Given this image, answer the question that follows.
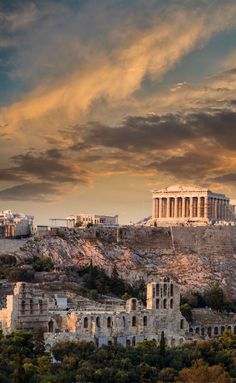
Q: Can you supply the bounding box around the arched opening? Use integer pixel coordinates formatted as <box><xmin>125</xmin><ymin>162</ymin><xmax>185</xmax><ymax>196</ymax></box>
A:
<box><xmin>126</xmin><ymin>339</ymin><xmax>131</xmax><ymax>346</ymax></box>
<box><xmin>170</xmin><ymin>299</ymin><xmax>173</xmax><ymax>309</ymax></box>
<box><xmin>156</xmin><ymin>284</ymin><xmax>159</xmax><ymax>296</ymax></box>
<box><xmin>122</xmin><ymin>316</ymin><xmax>126</xmax><ymax>327</ymax></box>
<box><xmin>48</xmin><ymin>320</ymin><xmax>54</xmax><ymax>333</ymax></box>
<box><xmin>30</xmin><ymin>299</ymin><xmax>33</xmax><ymax>314</ymax></box>
<box><xmin>38</xmin><ymin>300</ymin><xmax>43</xmax><ymax>314</ymax></box>
<box><xmin>131</xmin><ymin>299</ymin><xmax>137</xmax><ymax>311</ymax></box>
<box><xmin>143</xmin><ymin>316</ymin><xmax>147</xmax><ymax>326</ymax></box>
<box><xmin>221</xmin><ymin>326</ymin><xmax>225</xmax><ymax>335</ymax></box>
<box><xmin>108</xmin><ymin>340</ymin><xmax>112</xmax><ymax>346</ymax></box>
<box><xmin>201</xmin><ymin>328</ymin><xmax>205</xmax><ymax>336</ymax></box>
<box><xmin>107</xmin><ymin>317</ymin><xmax>112</xmax><ymax>328</ymax></box>
<box><xmin>163</xmin><ymin>299</ymin><xmax>167</xmax><ymax>309</ymax></box>
<box><xmin>84</xmin><ymin>317</ymin><xmax>88</xmax><ymax>328</ymax></box>
<box><xmin>132</xmin><ymin>336</ymin><xmax>136</xmax><ymax>346</ymax></box>
<box><xmin>214</xmin><ymin>327</ymin><xmax>219</xmax><ymax>336</ymax></box>
<box><xmin>132</xmin><ymin>316</ymin><xmax>136</xmax><ymax>327</ymax></box>
<box><xmin>189</xmin><ymin>327</ymin><xmax>193</xmax><ymax>333</ymax></box>
<box><xmin>156</xmin><ymin>299</ymin><xmax>159</xmax><ymax>309</ymax></box>
<box><xmin>96</xmin><ymin>316</ymin><xmax>100</xmax><ymax>328</ymax></box>
<box><xmin>164</xmin><ymin>283</ymin><xmax>167</xmax><ymax>296</ymax></box>
<box><xmin>207</xmin><ymin>327</ymin><xmax>212</xmax><ymax>337</ymax></box>
<box><xmin>195</xmin><ymin>327</ymin><xmax>200</xmax><ymax>335</ymax></box>
<box><xmin>227</xmin><ymin>326</ymin><xmax>232</xmax><ymax>332</ymax></box>
<box><xmin>21</xmin><ymin>300</ymin><xmax>25</xmax><ymax>315</ymax></box>
<box><xmin>170</xmin><ymin>284</ymin><xmax>174</xmax><ymax>296</ymax></box>
<box><xmin>180</xmin><ymin>319</ymin><xmax>184</xmax><ymax>330</ymax></box>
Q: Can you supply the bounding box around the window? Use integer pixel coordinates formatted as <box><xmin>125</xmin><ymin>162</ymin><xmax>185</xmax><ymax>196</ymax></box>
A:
<box><xmin>163</xmin><ymin>284</ymin><xmax>167</xmax><ymax>296</ymax></box>
<box><xmin>156</xmin><ymin>299</ymin><xmax>159</xmax><ymax>309</ymax></box>
<box><xmin>180</xmin><ymin>319</ymin><xmax>184</xmax><ymax>330</ymax></box>
<box><xmin>143</xmin><ymin>316</ymin><xmax>147</xmax><ymax>326</ymax></box>
<box><xmin>132</xmin><ymin>316</ymin><xmax>136</xmax><ymax>327</ymax></box>
<box><xmin>21</xmin><ymin>300</ymin><xmax>25</xmax><ymax>315</ymax></box>
<box><xmin>84</xmin><ymin>317</ymin><xmax>88</xmax><ymax>328</ymax></box>
<box><xmin>156</xmin><ymin>284</ymin><xmax>159</xmax><ymax>296</ymax></box>
<box><xmin>170</xmin><ymin>299</ymin><xmax>173</xmax><ymax>309</ymax></box>
<box><xmin>170</xmin><ymin>284</ymin><xmax>174</xmax><ymax>296</ymax></box>
<box><xmin>163</xmin><ymin>299</ymin><xmax>167</xmax><ymax>309</ymax></box>
<box><xmin>96</xmin><ymin>317</ymin><xmax>100</xmax><ymax>328</ymax></box>
<box><xmin>123</xmin><ymin>316</ymin><xmax>126</xmax><ymax>327</ymax></box>
<box><xmin>107</xmin><ymin>317</ymin><xmax>112</xmax><ymax>328</ymax></box>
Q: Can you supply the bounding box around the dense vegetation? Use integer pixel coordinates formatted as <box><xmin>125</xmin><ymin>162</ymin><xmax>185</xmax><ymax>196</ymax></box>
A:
<box><xmin>180</xmin><ymin>283</ymin><xmax>236</xmax><ymax>322</ymax></box>
<box><xmin>78</xmin><ymin>262</ymin><xmax>146</xmax><ymax>302</ymax></box>
<box><xmin>1</xmin><ymin>329</ymin><xmax>236</xmax><ymax>382</ymax></box>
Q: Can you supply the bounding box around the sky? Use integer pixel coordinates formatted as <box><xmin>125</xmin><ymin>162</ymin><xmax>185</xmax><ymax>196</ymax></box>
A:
<box><xmin>1</xmin><ymin>0</ymin><xmax>236</xmax><ymax>224</ymax></box>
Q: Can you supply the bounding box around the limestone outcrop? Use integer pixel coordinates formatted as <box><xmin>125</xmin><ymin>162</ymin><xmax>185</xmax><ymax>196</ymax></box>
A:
<box><xmin>15</xmin><ymin>226</ymin><xmax>236</xmax><ymax>298</ymax></box>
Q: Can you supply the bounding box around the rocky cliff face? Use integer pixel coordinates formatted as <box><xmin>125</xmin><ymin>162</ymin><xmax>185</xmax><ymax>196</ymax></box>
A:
<box><xmin>16</xmin><ymin>226</ymin><xmax>236</xmax><ymax>298</ymax></box>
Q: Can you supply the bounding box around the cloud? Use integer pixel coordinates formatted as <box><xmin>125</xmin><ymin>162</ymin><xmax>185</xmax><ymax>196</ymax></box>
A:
<box><xmin>2</xmin><ymin>1</ymin><xmax>236</xmax><ymax>136</ymax></box>
<box><xmin>0</xmin><ymin>183</ymin><xmax>58</xmax><ymax>201</ymax></box>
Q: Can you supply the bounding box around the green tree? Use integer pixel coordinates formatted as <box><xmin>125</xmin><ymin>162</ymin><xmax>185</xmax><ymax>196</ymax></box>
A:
<box><xmin>204</xmin><ymin>283</ymin><xmax>224</xmax><ymax>310</ymax></box>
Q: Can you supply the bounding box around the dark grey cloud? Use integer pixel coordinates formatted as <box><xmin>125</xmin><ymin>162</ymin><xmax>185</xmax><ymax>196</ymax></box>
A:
<box><xmin>0</xmin><ymin>182</ymin><xmax>58</xmax><ymax>201</ymax></box>
<box><xmin>71</xmin><ymin>109</ymin><xmax>236</xmax><ymax>153</ymax></box>
<box><xmin>78</xmin><ymin>114</ymin><xmax>196</xmax><ymax>152</ymax></box>
<box><xmin>4</xmin><ymin>150</ymin><xmax>88</xmax><ymax>184</ymax></box>
<box><xmin>211</xmin><ymin>173</ymin><xmax>236</xmax><ymax>185</ymax></box>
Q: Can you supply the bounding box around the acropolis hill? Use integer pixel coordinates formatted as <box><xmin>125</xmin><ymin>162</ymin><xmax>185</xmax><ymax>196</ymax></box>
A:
<box><xmin>14</xmin><ymin>224</ymin><xmax>236</xmax><ymax>301</ymax></box>
<box><xmin>2</xmin><ymin>184</ymin><xmax>236</xmax><ymax>299</ymax></box>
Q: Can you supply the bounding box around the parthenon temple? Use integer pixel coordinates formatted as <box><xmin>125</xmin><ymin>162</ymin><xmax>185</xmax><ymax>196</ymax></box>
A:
<box><xmin>152</xmin><ymin>185</ymin><xmax>235</xmax><ymax>226</ymax></box>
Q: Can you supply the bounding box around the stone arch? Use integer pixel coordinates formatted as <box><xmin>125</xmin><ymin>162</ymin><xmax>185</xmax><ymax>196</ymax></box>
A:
<box><xmin>122</xmin><ymin>316</ymin><xmax>126</xmax><ymax>327</ymax></box>
<box><xmin>143</xmin><ymin>316</ymin><xmax>147</xmax><ymax>326</ymax></box>
<box><xmin>132</xmin><ymin>336</ymin><xmax>136</xmax><ymax>346</ymax></box>
<box><xmin>96</xmin><ymin>316</ymin><xmax>100</xmax><ymax>328</ymax></box>
<box><xmin>84</xmin><ymin>317</ymin><xmax>88</xmax><ymax>328</ymax></box>
<box><xmin>132</xmin><ymin>316</ymin><xmax>136</xmax><ymax>327</ymax></box>
<box><xmin>48</xmin><ymin>319</ymin><xmax>54</xmax><ymax>333</ymax></box>
<box><xmin>107</xmin><ymin>316</ymin><xmax>112</xmax><ymax>328</ymax></box>
<box><xmin>163</xmin><ymin>283</ymin><xmax>167</xmax><ymax>296</ymax></box>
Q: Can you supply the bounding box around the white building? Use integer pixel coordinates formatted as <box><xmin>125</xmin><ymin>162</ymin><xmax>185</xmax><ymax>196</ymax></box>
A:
<box><xmin>0</xmin><ymin>209</ymin><xmax>34</xmax><ymax>238</ymax></box>
<box><xmin>66</xmin><ymin>213</ymin><xmax>119</xmax><ymax>228</ymax></box>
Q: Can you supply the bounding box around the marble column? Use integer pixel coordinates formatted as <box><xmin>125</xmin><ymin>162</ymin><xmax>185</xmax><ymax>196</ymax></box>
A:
<box><xmin>198</xmin><ymin>197</ymin><xmax>201</xmax><ymax>218</ymax></box>
<box><xmin>174</xmin><ymin>197</ymin><xmax>178</xmax><ymax>218</ymax></box>
<box><xmin>190</xmin><ymin>197</ymin><xmax>193</xmax><ymax>218</ymax></box>
<box><xmin>182</xmin><ymin>198</ymin><xmax>185</xmax><ymax>218</ymax></box>
<box><xmin>167</xmin><ymin>198</ymin><xmax>170</xmax><ymax>218</ymax></box>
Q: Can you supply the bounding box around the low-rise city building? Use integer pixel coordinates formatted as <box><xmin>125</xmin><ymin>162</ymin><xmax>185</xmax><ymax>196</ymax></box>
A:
<box><xmin>66</xmin><ymin>213</ymin><xmax>119</xmax><ymax>228</ymax></box>
<box><xmin>0</xmin><ymin>209</ymin><xmax>34</xmax><ymax>238</ymax></box>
